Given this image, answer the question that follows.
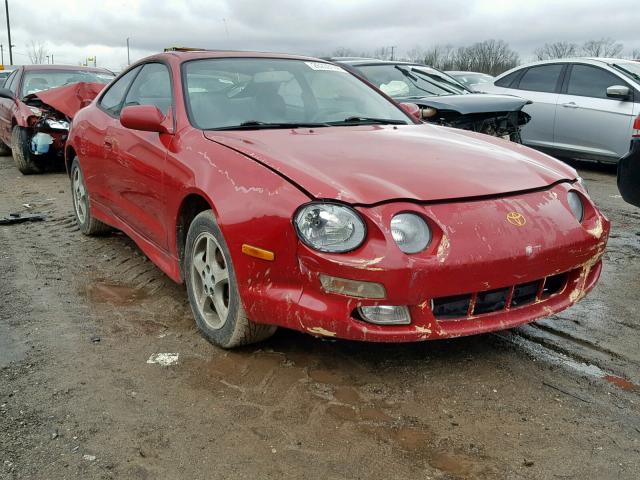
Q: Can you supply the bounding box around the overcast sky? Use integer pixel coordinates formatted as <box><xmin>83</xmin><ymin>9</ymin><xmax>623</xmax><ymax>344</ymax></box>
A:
<box><xmin>4</xmin><ymin>0</ymin><xmax>639</xmax><ymax>70</ymax></box>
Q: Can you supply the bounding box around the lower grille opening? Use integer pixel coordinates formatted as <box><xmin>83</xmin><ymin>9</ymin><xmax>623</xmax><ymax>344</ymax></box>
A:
<box><xmin>431</xmin><ymin>270</ymin><xmax>575</xmax><ymax>321</ymax></box>
<box><xmin>542</xmin><ymin>273</ymin><xmax>567</xmax><ymax>298</ymax></box>
<box><xmin>432</xmin><ymin>294</ymin><xmax>471</xmax><ymax>320</ymax></box>
<box><xmin>474</xmin><ymin>288</ymin><xmax>510</xmax><ymax>315</ymax></box>
<box><xmin>511</xmin><ymin>280</ymin><xmax>540</xmax><ymax>307</ymax></box>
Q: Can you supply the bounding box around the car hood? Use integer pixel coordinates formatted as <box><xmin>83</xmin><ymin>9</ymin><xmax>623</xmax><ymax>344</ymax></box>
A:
<box><xmin>396</xmin><ymin>93</ymin><xmax>529</xmax><ymax>115</ymax></box>
<box><xmin>24</xmin><ymin>82</ymin><xmax>107</xmax><ymax>118</ymax></box>
<box><xmin>204</xmin><ymin>124</ymin><xmax>576</xmax><ymax>205</ymax></box>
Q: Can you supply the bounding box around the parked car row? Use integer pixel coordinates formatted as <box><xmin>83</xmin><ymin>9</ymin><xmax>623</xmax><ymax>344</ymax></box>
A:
<box><xmin>2</xmin><ymin>49</ymin><xmax>636</xmax><ymax>349</ymax></box>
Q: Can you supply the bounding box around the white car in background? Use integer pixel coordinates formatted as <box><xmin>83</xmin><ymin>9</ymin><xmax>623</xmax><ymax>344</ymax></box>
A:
<box><xmin>484</xmin><ymin>58</ymin><xmax>640</xmax><ymax>163</ymax></box>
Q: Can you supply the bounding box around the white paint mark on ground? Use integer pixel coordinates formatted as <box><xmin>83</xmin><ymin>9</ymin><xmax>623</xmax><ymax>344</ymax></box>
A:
<box><xmin>147</xmin><ymin>353</ymin><xmax>179</xmax><ymax>366</ymax></box>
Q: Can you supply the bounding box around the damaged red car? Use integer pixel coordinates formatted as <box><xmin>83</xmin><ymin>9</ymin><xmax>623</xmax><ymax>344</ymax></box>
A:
<box><xmin>65</xmin><ymin>51</ymin><xmax>610</xmax><ymax>348</ymax></box>
<box><xmin>0</xmin><ymin>65</ymin><xmax>115</xmax><ymax>174</ymax></box>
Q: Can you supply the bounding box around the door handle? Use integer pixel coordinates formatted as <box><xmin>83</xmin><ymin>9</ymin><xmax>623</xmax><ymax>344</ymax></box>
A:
<box><xmin>104</xmin><ymin>140</ymin><xmax>113</xmax><ymax>150</ymax></box>
<box><xmin>561</xmin><ymin>102</ymin><xmax>579</xmax><ymax>108</ymax></box>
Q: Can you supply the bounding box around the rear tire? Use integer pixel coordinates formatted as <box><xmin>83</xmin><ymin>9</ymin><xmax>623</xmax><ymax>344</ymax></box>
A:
<box><xmin>12</xmin><ymin>126</ymin><xmax>42</xmax><ymax>175</ymax></box>
<box><xmin>70</xmin><ymin>157</ymin><xmax>111</xmax><ymax>235</ymax></box>
<box><xmin>185</xmin><ymin>210</ymin><xmax>276</xmax><ymax>348</ymax></box>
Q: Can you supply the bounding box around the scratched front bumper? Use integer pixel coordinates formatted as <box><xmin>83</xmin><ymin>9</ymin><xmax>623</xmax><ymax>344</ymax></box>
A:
<box><xmin>245</xmin><ymin>182</ymin><xmax>610</xmax><ymax>342</ymax></box>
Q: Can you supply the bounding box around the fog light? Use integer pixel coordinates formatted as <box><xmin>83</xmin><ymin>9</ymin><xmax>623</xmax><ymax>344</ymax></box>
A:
<box><xmin>320</xmin><ymin>274</ymin><xmax>386</xmax><ymax>299</ymax></box>
<box><xmin>358</xmin><ymin>305</ymin><xmax>411</xmax><ymax>325</ymax></box>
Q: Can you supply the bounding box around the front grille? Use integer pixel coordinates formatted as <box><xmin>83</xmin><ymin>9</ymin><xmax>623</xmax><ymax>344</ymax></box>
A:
<box><xmin>432</xmin><ymin>272</ymin><xmax>569</xmax><ymax>320</ymax></box>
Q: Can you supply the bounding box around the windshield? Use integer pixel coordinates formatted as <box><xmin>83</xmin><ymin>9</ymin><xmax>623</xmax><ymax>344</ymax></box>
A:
<box><xmin>183</xmin><ymin>58</ymin><xmax>410</xmax><ymax>130</ymax></box>
<box><xmin>449</xmin><ymin>73</ymin><xmax>494</xmax><ymax>87</ymax></box>
<box><xmin>612</xmin><ymin>62</ymin><xmax>640</xmax><ymax>83</ymax></box>
<box><xmin>21</xmin><ymin>70</ymin><xmax>115</xmax><ymax>96</ymax></box>
<box><xmin>355</xmin><ymin>64</ymin><xmax>469</xmax><ymax>98</ymax></box>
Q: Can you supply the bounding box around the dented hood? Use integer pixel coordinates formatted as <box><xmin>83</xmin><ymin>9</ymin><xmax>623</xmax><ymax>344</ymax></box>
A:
<box><xmin>204</xmin><ymin>124</ymin><xmax>577</xmax><ymax>204</ymax></box>
<box><xmin>396</xmin><ymin>93</ymin><xmax>530</xmax><ymax>115</ymax></box>
<box><xmin>27</xmin><ymin>82</ymin><xmax>106</xmax><ymax>118</ymax></box>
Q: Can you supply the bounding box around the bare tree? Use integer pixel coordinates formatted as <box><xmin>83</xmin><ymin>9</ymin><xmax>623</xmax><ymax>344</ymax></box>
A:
<box><xmin>632</xmin><ymin>48</ymin><xmax>640</xmax><ymax>60</ymax></box>
<box><xmin>27</xmin><ymin>40</ymin><xmax>49</xmax><ymax>64</ymax></box>
<box><xmin>460</xmin><ymin>39</ymin><xmax>519</xmax><ymax>75</ymax></box>
<box><xmin>423</xmin><ymin>44</ymin><xmax>455</xmax><ymax>69</ymax></box>
<box><xmin>534</xmin><ymin>41</ymin><xmax>578</xmax><ymax>60</ymax></box>
<box><xmin>405</xmin><ymin>46</ymin><xmax>424</xmax><ymax>63</ymax></box>
<box><xmin>581</xmin><ymin>37</ymin><xmax>623</xmax><ymax>57</ymax></box>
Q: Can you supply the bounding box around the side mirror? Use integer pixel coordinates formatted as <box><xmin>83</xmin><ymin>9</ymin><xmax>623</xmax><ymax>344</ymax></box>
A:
<box><xmin>399</xmin><ymin>102</ymin><xmax>422</xmax><ymax>121</ymax></box>
<box><xmin>120</xmin><ymin>105</ymin><xmax>169</xmax><ymax>133</ymax></box>
<box><xmin>0</xmin><ymin>88</ymin><xmax>15</xmax><ymax>101</ymax></box>
<box><xmin>606</xmin><ymin>85</ymin><xmax>630</xmax><ymax>100</ymax></box>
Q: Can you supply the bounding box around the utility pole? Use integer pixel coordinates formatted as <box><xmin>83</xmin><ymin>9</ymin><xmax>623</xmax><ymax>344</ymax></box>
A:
<box><xmin>51</xmin><ymin>54</ymin><xmax>54</xmax><ymax>64</ymax></box>
<box><xmin>5</xmin><ymin>0</ymin><xmax>12</xmax><ymax>65</ymax></box>
<box><xmin>0</xmin><ymin>44</ymin><xmax>3</xmax><ymax>65</ymax></box>
<box><xmin>126</xmin><ymin>37</ymin><xmax>130</xmax><ymax>65</ymax></box>
<box><xmin>390</xmin><ymin>46</ymin><xmax>396</xmax><ymax>61</ymax></box>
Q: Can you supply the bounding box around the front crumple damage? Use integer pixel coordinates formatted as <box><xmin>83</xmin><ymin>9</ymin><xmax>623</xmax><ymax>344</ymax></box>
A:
<box><xmin>398</xmin><ymin>94</ymin><xmax>532</xmax><ymax>142</ymax></box>
<box><xmin>21</xmin><ymin>82</ymin><xmax>106</xmax><ymax>157</ymax></box>
<box><xmin>422</xmin><ymin>109</ymin><xmax>531</xmax><ymax>143</ymax></box>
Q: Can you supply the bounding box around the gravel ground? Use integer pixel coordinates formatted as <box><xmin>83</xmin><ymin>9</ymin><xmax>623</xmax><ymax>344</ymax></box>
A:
<box><xmin>1</xmin><ymin>153</ymin><xmax>639</xmax><ymax>480</ymax></box>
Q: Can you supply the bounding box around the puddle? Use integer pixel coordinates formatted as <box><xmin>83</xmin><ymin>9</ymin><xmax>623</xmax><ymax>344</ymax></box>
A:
<box><xmin>85</xmin><ymin>282</ymin><xmax>150</xmax><ymax>305</ymax></box>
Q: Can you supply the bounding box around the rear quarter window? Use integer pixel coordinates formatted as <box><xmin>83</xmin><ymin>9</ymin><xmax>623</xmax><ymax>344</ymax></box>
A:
<box><xmin>494</xmin><ymin>70</ymin><xmax>522</xmax><ymax>88</ymax></box>
<box><xmin>517</xmin><ymin>64</ymin><xmax>564</xmax><ymax>93</ymax></box>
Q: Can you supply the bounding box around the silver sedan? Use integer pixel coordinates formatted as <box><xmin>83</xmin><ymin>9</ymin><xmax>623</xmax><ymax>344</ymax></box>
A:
<box><xmin>484</xmin><ymin>58</ymin><xmax>640</xmax><ymax>163</ymax></box>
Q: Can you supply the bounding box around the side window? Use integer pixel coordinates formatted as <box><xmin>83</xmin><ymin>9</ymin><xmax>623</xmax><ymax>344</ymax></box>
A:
<box><xmin>99</xmin><ymin>66</ymin><xmax>141</xmax><ymax>116</ymax></box>
<box><xmin>566</xmin><ymin>65</ymin><xmax>626</xmax><ymax>100</ymax></box>
<box><xmin>5</xmin><ymin>71</ymin><xmax>19</xmax><ymax>94</ymax></box>
<box><xmin>495</xmin><ymin>70</ymin><xmax>521</xmax><ymax>88</ymax></box>
<box><xmin>123</xmin><ymin>63</ymin><xmax>172</xmax><ymax>115</ymax></box>
<box><xmin>517</xmin><ymin>64</ymin><xmax>564</xmax><ymax>93</ymax></box>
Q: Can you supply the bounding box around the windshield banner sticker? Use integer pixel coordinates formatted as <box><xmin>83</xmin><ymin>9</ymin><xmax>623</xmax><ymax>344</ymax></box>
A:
<box><xmin>305</xmin><ymin>62</ymin><xmax>346</xmax><ymax>72</ymax></box>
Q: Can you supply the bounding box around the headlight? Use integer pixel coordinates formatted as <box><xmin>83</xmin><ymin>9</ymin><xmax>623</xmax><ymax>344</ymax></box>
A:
<box><xmin>567</xmin><ymin>191</ymin><xmax>584</xmax><ymax>223</ymax></box>
<box><xmin>294</xmin><ymin>203</ymin><xmax>366</xmax><ymax>253</ymax></box>
<box><xmin>45</xmin><ymin>118</ymin><xmax>70</xmax><ymax>130</ymax></box>
<box><xmin>391</xmin><ymin>213</ymin><xmax>431</xmax><ymax>253</ymax></box>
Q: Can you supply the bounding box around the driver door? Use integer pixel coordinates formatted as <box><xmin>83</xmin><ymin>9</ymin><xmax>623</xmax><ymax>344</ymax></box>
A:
<box><xmin>554</xmin><ymin>64</ymin><xmax>634</xmax><ymax>161</ymax></box>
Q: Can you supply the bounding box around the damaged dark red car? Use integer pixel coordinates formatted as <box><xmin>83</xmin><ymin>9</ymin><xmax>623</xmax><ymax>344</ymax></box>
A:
<box><xmin>0</xmin><ymin>65</ymin><xmax>115</xmax><ymax>174</ymax></box>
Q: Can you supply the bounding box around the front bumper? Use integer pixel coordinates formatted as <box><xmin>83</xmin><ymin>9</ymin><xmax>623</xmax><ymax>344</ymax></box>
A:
<box><xmin>243</xmin><ymin>182</ymin><xmax>609</xmax><ymax>342</ymax></box>
<box><xmin>618</xmin><ymin>138</ymin><xmax>640</xmax><ymax>207</ymax></box>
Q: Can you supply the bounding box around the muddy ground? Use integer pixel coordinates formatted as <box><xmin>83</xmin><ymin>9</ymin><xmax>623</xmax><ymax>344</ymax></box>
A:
<box><xmin>0</xmin><ymin>153</ymin><xmax>639</xmax><ymax>480</ymax></box>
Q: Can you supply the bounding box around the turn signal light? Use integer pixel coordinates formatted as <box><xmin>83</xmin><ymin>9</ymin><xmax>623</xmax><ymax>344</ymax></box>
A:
<box><xmin>633</xmin><ymin>115</ymin><xmax>640</xmax><ymax>138</ymax></box>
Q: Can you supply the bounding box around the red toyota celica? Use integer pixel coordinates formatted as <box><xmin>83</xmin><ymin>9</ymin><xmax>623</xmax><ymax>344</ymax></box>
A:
<box><xmin>65</xmin><ymin>50</ymin><xmax>609</xmax><ymax>348</ymax></box>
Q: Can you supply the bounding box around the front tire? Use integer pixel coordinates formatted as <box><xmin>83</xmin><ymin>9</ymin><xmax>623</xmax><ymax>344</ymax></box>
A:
<box><xmin>11</xmin><ymin>126</ymin><xmax>42</xmax><ymax>175</ymax></box>
<box><xmin>185</xmin><ymin>210</ymin><xmax>276</xmax><ymax>348</ymax></box>
<box><xmin>70</xmin><ymin>158</ymin><xmax>111</xmax><ymax>235</ymax></box>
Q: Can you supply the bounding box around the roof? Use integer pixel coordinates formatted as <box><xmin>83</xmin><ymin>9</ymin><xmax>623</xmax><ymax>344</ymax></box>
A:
<box><xmin>147</xmin><ymin>50</ymin><xmax>327</xmax><ymax>64</ymax></box>
<box><xmin>22</xmin><ymin>64</ymin><xmax>112</xmax><ymax>73</ymax></box>
<box><xmin>331</xmin><ymin>58</ymin><xmax>424</xmax><ymax>67</ymax></box>
<box><xmin>495</xmin><ymin>57</ymin><xmax>640</xmax><ymax>80</ymax></box>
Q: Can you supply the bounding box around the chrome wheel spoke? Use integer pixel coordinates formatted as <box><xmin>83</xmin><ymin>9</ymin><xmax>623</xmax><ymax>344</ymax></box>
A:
<box><xmin>191</xmin><ymin>231</ymin><xmax>232</xmax><ymax>330</ymax></box>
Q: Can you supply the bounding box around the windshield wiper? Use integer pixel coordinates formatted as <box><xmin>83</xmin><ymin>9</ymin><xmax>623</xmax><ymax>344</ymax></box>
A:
<box><xmin>409</xmin><ymin>68</ymin><xmax>465</xmax><ymax>95</ymax></box>
<box><xmin>211</xmin><ymin>120</ymin><xmax>330</xmax><ymax>130</ymax></box>
<box><xmin>328</xmin><ymin>116</ymin><xmax>408</xmax><ymax>126</ymax></box>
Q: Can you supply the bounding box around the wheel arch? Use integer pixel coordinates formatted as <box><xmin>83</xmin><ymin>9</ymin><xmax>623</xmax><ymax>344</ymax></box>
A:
<box><xmin>175</xmin><ymin>191</ymin><xmax>217</xmax><ymax>276</ymax></box>
<box><xmin>65</xmin><ymin>144</ymin><xmax>77</xmax><ymax>176</ymax></box>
